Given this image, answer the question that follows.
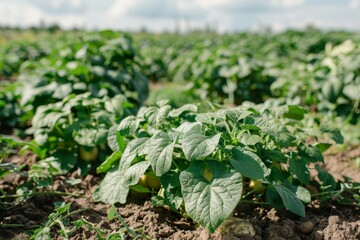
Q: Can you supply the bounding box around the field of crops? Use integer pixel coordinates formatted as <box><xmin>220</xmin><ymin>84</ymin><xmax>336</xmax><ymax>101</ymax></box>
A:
<box><xmin>0</xmin><ymin>28</ymin><xmax>360</xmax><ymax>239</ymax></box>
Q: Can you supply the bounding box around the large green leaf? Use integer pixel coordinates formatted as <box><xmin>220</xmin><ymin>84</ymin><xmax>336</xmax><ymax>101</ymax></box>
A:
<box><xmin>93</xmin><ymin>170</ymin><xmax>129</xmax><ymax>204</ymax></box>
<box><xmin>119</xmin><ymin>137</ymin><xmax>149</xmax><ymax>170</ymax></box>
<box><xmin>283</xmin><ymin>180</ymin><xmax>311</xmax><ymax>204</ymax></box>
<box><xmin>144</xmin><ymin>102</ymin><xmax>171</xmax><ymax>128</ymax></box>
<box><xmin>289</xmin><ymin>158</ymin><xmax>309</xmax><ymax>185</ymax></box>
<box><xmin>225</xmin><ymin>108</ymin><xmax>253</xmax><ymax>123</ymax></box>
<box><xmin>168</xmin><ymin>104</ymin><xmax>198</xmax><ymax>118</ymax></box>
<box><xmin>315</xmin><ymin>165</ymin><xmax>337</xmax><ymax>191</ymax></box>
<box><xmin>180</xmin><ymin>161</ymin><xmax>242</xmax><ymax>233</ymax></box>
<box><xmin>283</xmin><ymin>105</ymin><xmax>307</xmax><ymax>120</ymax></box>
<box><xmin>298</xmin><ymin>144</ymin><xmax>324</xmax><ymax>163</ymax></box>
<box><xmin>181</xmin><ymin>124</ymin><xmax>221</xmax><ymax>161</ymax></box>
<box><xmin>117</xmin><ymin>116</ymin><xmax>139</xmax><ymax>136</ymax></box>
<box><xmin>319</xmin><ymin>124</ymin><xmax>344</xmax><ymax>144</ymax></box>
<box><xmin>94</xmin><ymin>161</ymin><xmax>150</xmax><ymax>204</ymax></box>
<box><xmin>123</xmin><ymin>161</ymin><xmax>151</xmax><ymax>186</ymax></box>
<box><xmin>273</xmin><ymin>183</ymin><xmax>305</xmax><ymax>217</ymax></box>
<box><xmin>343</xmin><ymin>84</ymin><xmax>360</xmax><ymax>100</ymax></box>
<box><xmin>148</xmin><ymin>131</ymin><xmax>175</xmax><ymax>176</ymax></box>
<box><xmin>230</xmin><ymin>148</ymin><xmax>269</xmax><ymax>179</ymax></box>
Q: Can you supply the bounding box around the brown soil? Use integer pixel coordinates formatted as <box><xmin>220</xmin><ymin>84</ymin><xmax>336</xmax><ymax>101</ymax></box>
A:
<box><xmin>0</xmin><ymin>149</ymin><xmax>359</xmax><ymax>240</ymax></box>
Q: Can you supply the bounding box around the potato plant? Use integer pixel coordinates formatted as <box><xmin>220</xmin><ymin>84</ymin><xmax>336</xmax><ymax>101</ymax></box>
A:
<box><xmin>0</xmin><ymin>81</ymin><xmax>23</xmax><ymax>128</ymax></box>
<box><xmin>27</xmin><ymin>92</ymin><xmax>134</xmax><ymax>177</ymax></box>
<box><xmin>18</xmin><ymin>30</ymin><xmax>148</xmax><ymax>122</ymax></box>
<box><xmin>94</xmin><ymin>100</ymin><xmax>347</xmax><ymax>233</ymax></box>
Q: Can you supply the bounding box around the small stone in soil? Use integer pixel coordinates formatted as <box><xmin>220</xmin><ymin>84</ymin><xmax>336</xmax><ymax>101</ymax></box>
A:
<box><xmin>298</xmin><ymin>221</ymin><xmax>314</xmax><ymax>234</ymax></box>
<box><xmin>218</xmin><ymin>217</ymin><xmax>256</xmax><ymax>238</ymax></box>
<box><xmin>314</xmin><ymin>230</ymin><xmax>323</xmax><ymax>240</ymax></box>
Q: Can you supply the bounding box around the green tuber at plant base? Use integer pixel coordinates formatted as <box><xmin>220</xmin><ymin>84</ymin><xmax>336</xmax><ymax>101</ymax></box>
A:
<box><xmin>93</xmin><ymin>100</ymin><xmax>356</xmax><ymax>233</ymax></box>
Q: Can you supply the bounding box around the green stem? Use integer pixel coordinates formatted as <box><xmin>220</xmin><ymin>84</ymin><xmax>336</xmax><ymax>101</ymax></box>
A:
<box><xmin>47</xmin><ymin>208</ymin><xmax>89</xmax><ymax>229</ymax></box>
<box><xmin>0</xmin><ymin>223</ymin><xmax>25</xmax><ymax>228</ymax></box>
<box><xmin>173</xmin><ymin>160</ymin><xmax>182</xmax><ymax>172</ymax></box>
<box><xmin>345</xmin><ymin>99</ymin><xmax>359</xmax><ymax>124</ymax></box>
<box><xmin>311</xmin><ymin>190</ymin><xmax>341</xmax><ymax>197</ymax></box>
<box><xmin>54</xmin><ymin>124</ymin><xmax>64</xmax><ymax>136</ymax></box>
<box><xmin>54</xmin><ymin>219</ymin><xmax>68</xmax><ymax>239</ymax></box>
<box><xmin>0</xmin><ymin>190</ymin><xmax>84</xmax><ymax>199</ymax></box>
<box><xmin>241</xmin><ymin>187</ymin><xmax>263</xmax><ymax>199</ymax></box>
<box><xmin>239</xmin><ymin>200</ymin><xmax>269</xmax><ymax>205</ymax></box>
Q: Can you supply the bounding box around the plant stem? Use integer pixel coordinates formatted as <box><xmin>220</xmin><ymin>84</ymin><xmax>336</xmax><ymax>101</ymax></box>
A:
<box><xmin>0</xmin><ymin>190</ymin><xmax>85</xmax><ymax>199</ymax></box>
<box><xmin>0</xmin><ymin>223</ymin><xmax>25</xmax><ymax>228</ymax></box>
<box><xmin>239</xmin><ymin>200</ymin><xmax>269</xmax><ymax>205</ymax></box>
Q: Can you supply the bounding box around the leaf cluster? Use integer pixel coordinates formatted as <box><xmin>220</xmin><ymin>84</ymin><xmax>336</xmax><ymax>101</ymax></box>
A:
<box><xmin>95</xmin><ymin>101</ymin><xmax>346</xmax><ymax>232</ymax></box>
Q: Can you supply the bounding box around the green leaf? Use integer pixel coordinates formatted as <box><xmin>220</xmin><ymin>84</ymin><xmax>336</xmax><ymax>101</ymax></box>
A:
<box><xmin>289</xmin><ymin>158</ymin><xmax>310</xmax><ymax>185</ymax></box>
<box><xmin>32</xmin><ymin>227</ymin><xmax>51</xmax><ymax>240</ymax></box>
<box><xmin>148</xmin><ymin>131</ymin><xmax>175</xmax><ymax>176</ymax></box>
<box><xmin>283</xmin><ymin>105</ymin><xmax>307</xmax><ymax>120</ymax></box>
<box><xmin>266</xmin><ymin>187</ymin><xmax>284</xmax><ymax>209</ymax></box>
<box><xmin>107</xmin><ymin>125</ymin><xmax>124</xmax><ymax>152</ymax></box>
<box><xmin>273</xmin><ymin>183</ymin><xmax>305</xmax><ymax>217</ymax></box>
<box><xmin>315</xmin><ymin>165</ymin><xmax>337</xmax><ymax>191</ymax></box>
<box><xmin>195</xmin><ymin>113</ymin><xmax>218</xmax><ymax>125</ymax></box>
<box><xmin>53</xmin><ymin>83</ymin><xmax>72</xmax><ymax>99</ymax></box>
<box><xmin>107</xmin><ymin>205</ymin><xmax>119</xmax><ymax>221</ymax></box>
<box><xmin>230</xmin><ymin>148</ymin><xmax>269</xmax><ymax>179</ymax></box>
<box><xmin>73</xmin><ymin>127</ymin><xmax>108</xmax><ymax>146</ymax></box>
<box><xmin>144</xmin><ymin>103</ymin><xmax>171</xmax><ymax>128</ymax></box>
<box><xmin>32</xmin><ymin>106</ymin><xmax>66</xmax><ymax>129</ymax></box>
<box><xmin>298</xmin><ymin>144</ymin><xmax>324</xmax><ymax>163</ymax></box>
<box><xmin>275</xmin><ymin>131</ymin><xmax>297</xmax><ymax>148</ymax></box>
<box><xmin>181</xmin><ymin>124</ymin><xmax>221</xmax><ymax>161</ymax></box>
<box><xmin>180</xmin><ymin>161</ymin><xmax>242</xmax><ymax>233</ymax></box>
<box><xmin>175</xmin><ymin>122</ymin><xmax>200</xmax><ymax>134</ymax></box>
<box><xmin>117</xmin><ymin>116</ymin><xmax>139</xmax><ymax>136</ymax></box>
<box><xmin>283</xmin><ymin>181</ymin><xmax>311</xmax><ymax>204</ymax></box>
<box><xmin>319</xmin><ymin>125</ymin><xmax>344</xmax><ymax>144</ymax></box>
<box><xmin>225</xmin><ymin>108</ymin><xmax>253</xmax><ymax>123</ymax></box>
<box><xmin>119</xmin><ymin>137</ymin><xmax>149</xmax><ymax>170</ymax></box>
<box><xmin>343</xmin><ymin>84</ymin><xmax>360</xmax><ymax>100</ymax></box>
<box><xmin>168</xmin><ymin>104</ymin><xmax>198</xmax><ymax>118</ymax></box>
<box><xmin>30</xmin><ymin>150</ymin><xmax>77</xmax><ymax>177</ymax></box>
<box><xmin>97</xmin><ymin>150</ymin><xmax>122</xmax><ymax>173</ymax></box>
<box><xmin>160</xmin><ymin>171</ymin><xmax>183</xmax><ymax>210</ymax></box>
<box><xmin>237</xmin><ymin>133</ymin><xmax>261</xmax><ymax>146</ymax></box>
<box><xmin>93</xmin><ymin>170</ymin><xmax>129</xmax><ymax>204</ymax></box>
<box><xmin>295</xmin><ymin>186</ymin><xmax>311</xmax><ymax>204</ymax></box>
<box><xmin>123</xmin><ymin>161</ymin><xmax>151</xmax><ymax>186</ymax></box>
<box><xmin>315</xmin><ymin>143</ymin><xmax>332</xmax><ymax>153</ymax></box>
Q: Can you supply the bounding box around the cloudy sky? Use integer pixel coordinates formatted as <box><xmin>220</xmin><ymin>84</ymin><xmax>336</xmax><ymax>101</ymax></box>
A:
<box><xmin>0</xmin><ymin>0</ymin><xmax>359</xmax><ymax>32</ymax></box>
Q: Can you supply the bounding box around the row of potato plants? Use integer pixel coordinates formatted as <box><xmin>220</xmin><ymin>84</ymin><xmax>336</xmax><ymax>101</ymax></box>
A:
<box><xmin>136</xmin><ymin>30</ymin><xmax>360</xmax><ymax>124</ymax></box>
<box><xmin>93</xmin><ymin>100</ymin><xmax>359</xmax><ymax>233</ymax></box>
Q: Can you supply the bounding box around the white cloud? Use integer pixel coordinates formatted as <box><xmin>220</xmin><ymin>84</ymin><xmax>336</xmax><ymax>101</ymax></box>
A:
<box><xmin>0</xmin><ymin>2</ymin><xmax>45</xmax><ymax>26</ymax></box>
<box><xmin>70</xmin><ymin>0</ymin><xmax>82</xmax><ymax>8</ymax></box>
<box><xmin>270</xmin><ymin>0</ymin><xmax>305</xmax><ymax>8</ymax></box>
<box><xmin>0</xmin><ymin>0</ymin><xmax>359</xmax><ymax>32</ymax></box>
<box><xmin>349</xmin><ymin>0</ymin><xmax>360</xmax><ymax>8</ymax></box>
<box><xmin>108</xmin><ymin>0</ymin><xmax>135</xmax><ymax>18</ymax></box>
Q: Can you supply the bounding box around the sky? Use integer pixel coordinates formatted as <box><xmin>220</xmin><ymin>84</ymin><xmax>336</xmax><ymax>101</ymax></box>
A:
<box><xmin>0</xmin><ymin>0</ymin><xmax>359</xmax><ymax>33</ymax></box>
